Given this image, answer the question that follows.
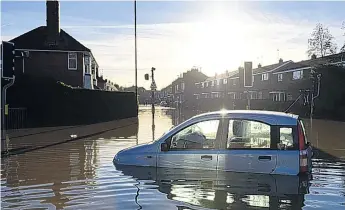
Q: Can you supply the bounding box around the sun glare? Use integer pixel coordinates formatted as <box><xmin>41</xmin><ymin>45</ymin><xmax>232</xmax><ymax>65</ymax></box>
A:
<box><xmin>188</xmin><ymin>10</ymin><xmax>248</xmax><ymax>75</ymax></box>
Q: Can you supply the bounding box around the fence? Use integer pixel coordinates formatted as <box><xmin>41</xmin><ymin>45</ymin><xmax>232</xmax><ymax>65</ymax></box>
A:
<box><xmin>7</xmin><ymin>75</ymin><xmax>138</xmax><ymax>128</ymax></box>
<box><xmin>2</xmin><ymin>108</ymin><xmax>27</xmax><ymax>130</ymax></box>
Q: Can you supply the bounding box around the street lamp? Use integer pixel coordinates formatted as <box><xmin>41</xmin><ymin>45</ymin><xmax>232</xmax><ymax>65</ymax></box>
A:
<box><xmin>134</xmin><ymin>0</ymin><xmax>138</xmax><ymax>108</ymax></box>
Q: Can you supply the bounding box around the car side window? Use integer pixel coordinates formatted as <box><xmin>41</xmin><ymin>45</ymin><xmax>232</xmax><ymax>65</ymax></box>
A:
<box><xmin>227</xmin><ymin>120</ymin><xmax>271</xmax><ymax>149</ymax></box>
<box><xmin>170</xmin><ymin>120</ymin><xmax>219</xmax><ymax>150</ymax></box>
<box><xmin>279</xmin><ymin>127</ymin><xmax>294</xmax><ymax>149</ymax></box>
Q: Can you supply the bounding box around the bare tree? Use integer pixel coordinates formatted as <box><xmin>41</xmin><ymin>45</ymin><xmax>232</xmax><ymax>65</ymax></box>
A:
<box><xmin>341</xmin><ymin>21</ymin><xmax>345</xmax><ymax>52</ymax></box>
<box><xmin>307</xmin><ymin>23</ymin><xmax>337</xmax><ymax>57</ymax></box>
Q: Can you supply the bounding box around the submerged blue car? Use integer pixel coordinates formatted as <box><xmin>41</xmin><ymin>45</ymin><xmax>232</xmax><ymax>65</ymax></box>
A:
<box><xmin>114</xmin><ymin>110</ymin><xmax>313</xmax><ymax>175</ymax></box>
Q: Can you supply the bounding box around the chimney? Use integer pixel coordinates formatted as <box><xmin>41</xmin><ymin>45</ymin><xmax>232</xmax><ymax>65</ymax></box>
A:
<box><xmin>311</xmin><ymin>54</ymin><xmax>317</xmax><ymax>59</ymax></box>
<box><xmin>279</xmin><ymin>58</ymin><xmax>283</xmax><ymax>63</ymax></box>
<box><xmin>258</xmin><ymin>63</ymin><xmax>262</xmax><ymax>68</ymax></box>
<box><xmin>46</xmin><ymin>0</ymin><xmax>60</xmax><ymax>45</ymax></box>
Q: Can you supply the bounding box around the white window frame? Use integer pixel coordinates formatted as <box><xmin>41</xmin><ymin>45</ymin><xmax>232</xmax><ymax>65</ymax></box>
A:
<box><xmin>68</xmin><ymin>52</ymin><xmax>77</xmax><ymax>70</ymax></box>
<box><xmin>270</xmin><ymin>92</ymin><xmax>286</xmax><ymax>102</ymax></box>
<box><xmin>206</xmin><ymin>82</ymin><xmax>209</xmax><ymax>87</ymax></box>
<box><xmin>228</xmin><ymin>92</ymin><xmax>236</xmax><ymax>99</ymax></box>
<box><xmin>181</xmin><ymin>82</ymin><xmax>185</xmax><ymax>91</ymax></box>
<box><xmin>258</xmin><ymin>91</ymin><xmax>263</xmax><ymax>99</ymax></box>
<box><xmin>211</xmin><ymin>80</ymin><xmax>214</xmax><ymax>86</ymax></box>
<box><xmin>84</xmin><ymin>55</ymin><xmax>91</xmax><ymax>74</ymax></box>
<box><xmin>217</xmin><ymin>79</ymin><xmax>220</xmax><ymax>86</ymax></box>
<box><xmin>201</xmin><ymin>82</ymin><xmax>204</xmax><ymax>88</ymax></box>
<box><xmin>278</xmin><ymin>73</ymin><xmax>283</xmax><ymax>82</ymax></box>
<box><xmin>292</xmin><ymin>70</ymin><xmax>303</xmax><ymax>80</ymax></box>
<box><xmin>262</xmin><ymin>73</ymin><xmax>269</xmax><ymax>81</ymax></box>
<box><xmin>223</xmin><ymin>78</ymin><xmax>228</xmax><ymax>84</ymax></box>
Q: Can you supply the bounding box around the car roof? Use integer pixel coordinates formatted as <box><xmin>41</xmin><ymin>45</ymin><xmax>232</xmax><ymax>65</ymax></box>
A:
<box><xmin>189</xmin><ymin>110</ymin><xmax>299</xmax><ymax>126</ymax></box>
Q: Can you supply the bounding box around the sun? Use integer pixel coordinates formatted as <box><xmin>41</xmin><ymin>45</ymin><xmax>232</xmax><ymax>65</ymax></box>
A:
<box><xmin>187</xmin><ymin>12</ymin><xmax>248</xmax><ymax>75</ymax></box>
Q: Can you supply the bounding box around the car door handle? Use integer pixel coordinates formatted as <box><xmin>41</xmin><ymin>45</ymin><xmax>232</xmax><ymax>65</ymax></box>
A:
<box><xmin>258</xmin><ymin>156</ymin><xmax>271</xmax><ymax>161</ymax></box>
<box><xmin>146</xmin><ymin>155</ymin><xmax>152</xmax><ymax>159</ymax></box>
<box><xmin>201</xmin><ymin>155</ymin><xmax>212</xmax><ymax>160</ymax></box>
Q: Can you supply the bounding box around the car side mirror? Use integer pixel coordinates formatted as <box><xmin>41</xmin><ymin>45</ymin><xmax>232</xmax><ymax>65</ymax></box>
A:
<box><xmin>161</xmin><ymin>142</ymin><xmax>169</xmax><ymax>152</ymax></box>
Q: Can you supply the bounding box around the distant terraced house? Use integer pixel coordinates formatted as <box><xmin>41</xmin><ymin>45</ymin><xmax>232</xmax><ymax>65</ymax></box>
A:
<box><xmin>10</xmin><ymin>0</ymin><xmax>99</xmax><ymax>89</ymax></box>
<box><xmin>194</xmin><ymin>53</ymin><xmax>345</xmax><ymax>103</ymax></box>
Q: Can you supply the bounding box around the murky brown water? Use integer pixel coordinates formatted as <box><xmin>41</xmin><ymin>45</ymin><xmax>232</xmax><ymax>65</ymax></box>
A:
<box><xmin>1</xmin><ymin>107</ymin><xmax>345</xmax><ymax>209</ymax></box>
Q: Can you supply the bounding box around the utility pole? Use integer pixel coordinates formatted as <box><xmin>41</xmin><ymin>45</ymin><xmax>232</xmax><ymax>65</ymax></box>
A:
<box><xmin>134</xmin><ymin>0</ymin><xmax>138</xmax><ymax>110</ymax></box>
<box><xmin>309</xmin><ymin>68</ymin><xmax>321</xmax><ymax>142</ymax></box>
<box><xmin>151</xmin><ymin>67</ymin><xmax>156</xmax><ymax>113</ymax></box>
<box><xmin>150</xmin><ymin>67</ymin><xmax>156</xmax><ymax>141</ymax></box>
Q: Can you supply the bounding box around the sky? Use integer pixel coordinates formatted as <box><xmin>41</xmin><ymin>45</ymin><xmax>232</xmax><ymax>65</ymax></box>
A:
<box><xmin>1</xmin><ymin>1</ymin><xmax>344</xmax><ymax>90</ymax></box>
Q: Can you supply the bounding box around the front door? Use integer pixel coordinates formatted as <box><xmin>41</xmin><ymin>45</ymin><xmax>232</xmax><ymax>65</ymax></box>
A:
<box><xmin>217</xmin><ymin>119</ymin><xmax>277</xmax><ymax>174</ymax></box>
<box><xmin>158</xmin><ymin>119</ymin><xmax>222</xmax><ymax>171</ymax></box>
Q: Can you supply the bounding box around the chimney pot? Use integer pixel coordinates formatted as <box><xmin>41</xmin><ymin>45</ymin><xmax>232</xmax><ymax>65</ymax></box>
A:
<box><xmin>258</xmin><ymin>63</ymin><xmax>262</xmax><ymax>68</ymax></box>
<box><xmin>279</xmin><ymin>58</ymin><xmax>283</xmax><ymax>63</ymax></box>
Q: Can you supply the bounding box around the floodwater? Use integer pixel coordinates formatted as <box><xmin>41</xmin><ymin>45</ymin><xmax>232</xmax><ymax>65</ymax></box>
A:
<box><xmin>1</xmin><ymin>106</ymin><xmax>344</xmax><ymax>209</ymax></box>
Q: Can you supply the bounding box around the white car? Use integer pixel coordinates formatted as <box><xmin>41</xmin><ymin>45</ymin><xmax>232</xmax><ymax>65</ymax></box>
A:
<box><xmin>114</xmin><ymin>110</ymin><xmax>313</xmax><ymax>175</ymax></box>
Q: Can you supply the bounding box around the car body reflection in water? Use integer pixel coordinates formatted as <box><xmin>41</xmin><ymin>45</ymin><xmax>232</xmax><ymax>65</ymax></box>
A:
<box><xmin>115</xmin><ymin>164</ymin><xmax>310</xmax><ymax>209</ymax></box>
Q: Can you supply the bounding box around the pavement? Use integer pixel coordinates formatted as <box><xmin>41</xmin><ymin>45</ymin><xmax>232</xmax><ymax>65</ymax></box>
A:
<box><xmin>1</xmin><ymin>117</ymin><xmax>138</xmax><ymax>157</ymax></box>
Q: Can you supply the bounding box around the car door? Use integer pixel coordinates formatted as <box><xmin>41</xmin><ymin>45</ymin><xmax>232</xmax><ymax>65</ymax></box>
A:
<box><xmin>217</xmin><ymin>119</ymin><xmax>277</xmax><ymax>174</ymax></box>
<box><xmin>157</xmin><ymin>119</ymin><xmax>222</xmax><ymax>170</ymax></box>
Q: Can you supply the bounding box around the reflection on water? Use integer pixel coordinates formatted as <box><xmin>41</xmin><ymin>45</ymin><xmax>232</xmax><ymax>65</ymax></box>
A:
<box><xmin>1</xmin><ymin>106</ymin><xmax>345</xmax><ymax>209</ymax></box>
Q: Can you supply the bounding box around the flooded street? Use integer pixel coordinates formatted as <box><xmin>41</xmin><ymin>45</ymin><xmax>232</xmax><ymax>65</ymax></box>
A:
<box><xmin>1</xmin><ymin>107</ymin><xmax>345</xmax><ymax>209</ymax></box>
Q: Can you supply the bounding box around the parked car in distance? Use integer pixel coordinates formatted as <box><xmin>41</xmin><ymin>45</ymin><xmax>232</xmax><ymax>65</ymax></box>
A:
<box><xmin>113</xmin><ymin>110</ymin><xmax>313</xmax><ymax>175</ymax></box>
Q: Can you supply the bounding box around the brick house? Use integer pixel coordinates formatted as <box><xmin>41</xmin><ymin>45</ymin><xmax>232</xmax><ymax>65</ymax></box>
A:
<box><xmin>170</xmin><ymin>68</ymin><xmax>208</xmax><ymax>107</ymax></box>
<box><xmin>10</xmin><ymin>0</ymin><xmax>99</xmax><ymax>89</ymax></box>
<box><xmin>97</xmin><ymin>75</ymin><xmax>119</xmax><ymax>91</ymax></box>
<box><xmin>159</xmin><ymin>84</ymin><xmax>173</xmax><ymax>105</ymax></box>
<box><xmin>195</xmin><ymin>53</ymin><xmax>345</xmax><ymax>105</ymax></box>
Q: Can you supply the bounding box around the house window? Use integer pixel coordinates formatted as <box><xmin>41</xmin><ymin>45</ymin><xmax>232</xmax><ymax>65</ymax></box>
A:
<box><xmin>262</xmin><ymin>73</ymin><xmax>269</xmax><ymax>81</ymax></box>
<box><xmin>229</xmin><ymin>92</ymin><xmax>236</xmax><ymax>99</ymax></box>
<box><xmin>293</xmin><ymin>70</ymin><xmax>303</xmax><ymax>80</ymax></box>
<box><xmin>181</xmin><ymin>82</ymin><xmax>185</xmax><ymax>91</ymax></box>
<box><xmin>250</xmin><ymin>92</ymin><xmax>258</xmax><ymax>99</ymax></box>
<box><xmin>201</xmin><ymin>82</ymin><xmax>204</xmax><ymax>88</ymax></box>
<box><xmin>206</xmin><ymin>82</ymin><xmax>209</xmax><ymax>87</ymax></box>
<box><xmin>217</xmin><ymin>79</ymin><xmax>220</xmax><ymax>85</ymax></box>
<box><xmin>258</xmin><ymin>91</ymin><xmax>263</xmax><ymax>99</ymax></box>
<box><xmin>287</xmin><ymin>94</ymin><xmax>293</xmax><ymax>101</ymax></box>
<box><xmin>84</xmin><ymin>56</ymin><xmax>90</xmax><ymax>74</ymax></box>
<box><xmin>271</xmin><ymin>92</ymin><xmax>286</xmax><ymax>102</ymax></box>
<box><xmin>68</xmin><ymin>52</ymin><xmax>77</xmax><ymax>70</ymax></box>
<box><xmin>211</xmin><ymin>80</ymin><xmax>214</xmax><ymax>86</ymax></box>
<box><xmin>278</xmin><ymin>74</ymin><xmax>283</xmax><ymax>82</ymax></box>
<box><xmin>91</xmin><ymin>63</ymin><xmax>95</xmax><ymax>74</ymax></box>
<box><xmin>223</xmin><ymin>78</ymin><xmax>228</xmax><ymax>84</ymax></box>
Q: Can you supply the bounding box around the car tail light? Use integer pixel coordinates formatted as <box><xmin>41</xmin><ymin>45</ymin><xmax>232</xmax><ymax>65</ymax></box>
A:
<box><xmin>298</xmin><ymin>121</ymin><xmax>308</xmax><ymax>173</ymax></box>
